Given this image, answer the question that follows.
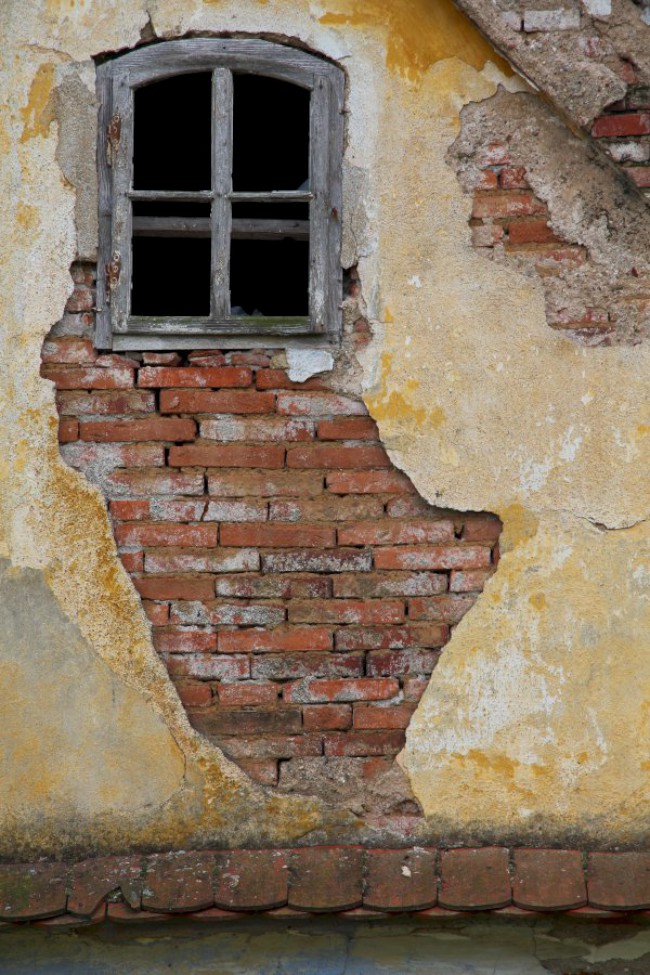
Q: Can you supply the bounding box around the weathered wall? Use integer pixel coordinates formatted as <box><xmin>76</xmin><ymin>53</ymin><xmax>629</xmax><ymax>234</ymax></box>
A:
<box><xmin>2</xmin><ymin>0</ymin><xmax>649</xmax><ymax>855</ymax></box>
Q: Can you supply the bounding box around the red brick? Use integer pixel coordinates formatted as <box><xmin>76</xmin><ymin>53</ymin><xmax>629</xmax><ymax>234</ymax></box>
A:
<box><xmin>229</xmin><ymin>351</ymin><xmax>271</xmax><ymax>366</ymax></box>
<box><xmin>476</xmin><ymin>168</ymin><xmax>498</xmax><ymax>190</ymax></box>
<box><xmin>440</xmin><ymin>848</ymin><xmax>511</xmax><ymax>910</ymax></box>
<box><xmin>288</xmin><ymin>599</ymin><xmax>404</xmax><ymax>624</ymax></box>
<box><xmin>217</xmin><ymin>682</ymin><xmax>280</xmax><ymax>706</ymax></box>
<box><xmin>120</xmin><ymin>550</ymin><xmax>143</xmax><ymax>573</ymax></box>
<box><xmin>588</xmin><ymin>852</ymin><xmax>650</xmax><ymax>910</ymax></box>
<box><xmin>142</xmin><ymin>352</ymin><xmax>182</xmax><ymax>365</ymax></box>
<box><xmin>461</xmin><ymin>514</ymin><xmax>502</xmax><ymax>542</ymax></box>
<box><xmin>65</xmin><ymin>284</ymin><xmax>94</xmax><ymax>313</ymax></box>
<box><xmin>285</xmin><ymin>677</ymin><xmax>399</xmax><ymax>704</ymax></box>
<box><xmin>303</xmin><ymin>704</ymin><xmax>352</xmax><ymax>730</ymax></box>
<box><xmin>145</xmin><ymin>547</ymin><xmax>259</xmax><ymax>574</ymax></box>
<box><xmin>58</xmin><ymin>417</ymin><xmax>78</xmax><ymax>442</ymax></box>
<box><xmin>354</xmin><ymin>703</ymin><xmax>416</xmax><ymax>729</ymax></box>
<box><xmin>507</xmin><ymin>220</ymin><xmax>560</xmax><ymax>245</ymax></box>
<box><xmin>115</xmin><ymin>523</ymin><xmax>217</xmax><ymax>548</ymax></box>
<box><xmin>160</xmin><ymin>389</ymin><xmax>274</xmax><ymax>414</ymax></box>
<box><xmin>171</xmin><ymin>600</ymin><xmax>286</xmax><ymax>627</ymax></box>
<box><xmin>153</xmin><ymin>627</ymin><xmax>217</xmax><ymax>654</ymax></box>
<box><xmin>208</xmin><ymin>470</ymin><xmax>323</xmax><ymax>497</ymax></box>
<box><xmin>592</xmin><ymin>112</ymin><xmax>650</xmax><ymax>137</ymax></box>
<box><xmin>236</xmin><ymin>759</ymin><xmax>278</xmax><ymax>785</ymax></box>
<box><xmin>317</xmin><ymin>417</ymin><xmax>379</xmax><ymax>439</ymax></box>
<box><xmin>364</xmin><ymin>849</ymin><xmax>437</xmax><ymax>911</ymax></box>
<box><xmin>339</xmin><ymin>519</ymin><xmax>455</xmax><ymax>545</ymax></box>
<box><xmin>513</xmin><ymin>850</ymin><xmax>586</xmax><ymax>911</ymax></box>
<box><xmin>138</xmin><ymin>366</ymin><xmax>251</xmax><ymax>388</ymax></box>
<box><xmin>205</xmin><ymin>499</ymin><xmax>268</xmax><ymax>522</ymax></box>
<box><xmin>142</xmin><ymin>600</ymin><xmax>169</xmax><ymax>625</ymax></box>
<box><xmin>200</xmin><ymin>415</ymin><xmax>314</xmax><ymax>441</ymax></box>
<box><xmin>174</xmin><ymin>680</ymin><xmax>213</xmax><ymax>707</ymax></box>
<box><xmin>142</xmin><ymin>852</ymin><xmax>214</xmax><ymax>913</ymax></box>
<box><xmin>262</xmin><ymin>549</ymin><xmax>372</xmax><ymax>573</ymax></box>
<box><xmin>289</xmin><ymin>848</ymin><xmax>363</xmax><ymax>912</ymax></box>
<box><xmin>134</xmin><ymin>575</ymin><xmax>216</xmax><ymax>601</ymax></box>
<box><xmin>629</xmin><ymin>166</ymin><xmax>650</xmax><ymax>187</ymax></box>
<box><xmin>269</xmin><ymin>496</ymin><xmax>384</xmax><ymax>523</ymax></box>
<box><xmin>449</xmin><ymin>569</ymin><xmax>494</xmax><ymax>592</ymax></box>
<box><xmin>214</xmin><ymin>850</ymin><xmax>288</xmax><ymax>910</ymax></box>
<box><xmin>276</xmin><ymin>392</ymin><xmax>367</xmax><ymax>416</ymax></box>
<box><xmin>220</xmin><ymin>523</ymin><xmax>336</xmax><ymax>548</ymax></box>
<box><xmin>215</xmin><ymin>573</ymin><xmax>331</xmax><ymax>599</ymax></box>
<box><xmin>41</xmin><ymin>365</ymin><xmax>134</xmax><ymax>389</ymax></box>
<box><xmin>403</xmin><ymin>677</ymin><xmax>431</xmax><ymax>701</ymax></box>
<box><xmin>256</xmin><ymin>368</ymin><xmax>328</xmax><ymax>390</ymax></box>
<box><xmin>68</xmin><ymin>856</ymin><xmax>144</xmax><ymax>915</ymax></box>
<box><xmin>385</xmin><ymin>496</ymin><xmax>445</xmax><ymax>517</ymax></box>
<box><xmin>55</xmin><ymin>389</ymin><xmax>156</xmax><ymax>415</ymax></box>
<box><xmin>499</xmin><ymin>166</ymin><xmax>529</xmax><ymax>189</ymax></box>
<box><xmin>187</xmin><ymin>350</ymin><xmax>226</xmax><ymax>366</ymax></box>
<box><xmin>80</xmin><ymin>418</ymin><xmax>196</xmax><ymax>442</ymax></box>
<box><xmin>190</xmin><ymin>706</ymin><xmax>302</xmax><ymax>736</ymax></box>
<box><xmin>218</xmin><ymin>627</ymin><xmax>332</xmax><ymax>654</ymax></box>
<box><xmin>61</xmin><ymin>442</ymin><xmax>164</xmax><ymax>470</ymax></box>
<box><xmin>169</xmin><ymin>443</ymin><xmax>285</xmax><ymax>467</ymax></box>
<box><xmin>367</xmin><ymin>648</ymin><xmax>440</xmax><ymax>677</ymax></box>
<box><xmin>323</xmin><ymin>731</ymin><xmax>405</xmax><ymax>756</ymax></box>
<box><xmin>471</xmin><ymin>191</ymin><xmax>546</xmax><ymax>219</ymax></box>
<box><xmin>105</xmin><ymin>469</ymin><xmax>205</xmax><ymax>498</ymax></box>
<box><xmin>0</xmin><ymin>862</ymin><xmax>68</xmax><ymax>920</ymax></box>
<box><xmin>374</xmin><ymin>545</ymin><xmax>491</xmax><ymax>570</ymax></box>
<box><xmin>42</xmin><ymin>337</ymin><xmax>97</xmax><ymax>364</ymax></box>
<box><xmin>251</xmin><ymin>652</ymin><xmax>363</xmax><ymax>681</ymax></box>
<box><xmin>217</xmin><ymin>734</ymin><xmax>323</xmax><ymax>759</ymax></box>
<box><xmin>326</xmin><ymin>470</ymin><xmax>416</xmax><ymax>494</ymax></box>
<box><xmin>95</xmin><ymin>353</ymin><xmax>140</xmax><ymax>369</ymax></box>
<box><xmin>333</xmin><ymin>572</ymin><xmax>448</xmax><ymax>598</ymax></box>
<box><xmin>161</xmin><ymin>653</ymin><xmax>249</xmax><ymax>680</ymax></box>
<box><xmin>71</xmin><ymin>264</ymin><xmax>94</xmax><ymax>285</ymax></box>
<box><xmin>287</xmin><ymin>444</ymin><xmax>390</xmax><ymax>469</ymax></box>
<box><xmin>336</xmin><ymin>624</ymin><xmax>449</xmax><ymax>651</ymax></box>
<box><xmin>149</xmin><ymin>500</ymin><xmax>208</xmax><ymax>522</ymax></box>
<box><xmin>110</xmin><ymin>500</ymin><xmax>151</xmax><ymax>520</ymax></box>
<box><xmin>411</xmin><ymin>594</ymin><xmax>475</xmax><ymax>624</ymax></box>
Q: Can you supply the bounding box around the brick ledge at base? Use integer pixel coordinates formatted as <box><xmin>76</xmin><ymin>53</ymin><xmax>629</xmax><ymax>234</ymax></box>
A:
<box><xmin>2</xmin><ymin>847</ymin><xmax>650</xmax><ymax>925</ymax></box>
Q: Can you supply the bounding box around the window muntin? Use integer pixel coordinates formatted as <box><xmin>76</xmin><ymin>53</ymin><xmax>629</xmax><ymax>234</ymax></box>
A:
<box><xmin>96</xmin><ymin>39</ymin><xmax>344</xmax><ymax>348</ymax></box>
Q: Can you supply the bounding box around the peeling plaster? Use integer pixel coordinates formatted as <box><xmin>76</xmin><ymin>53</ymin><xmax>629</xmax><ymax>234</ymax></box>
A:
<box><xmin>3</xmin><ymin>0</ymin><xmax>650</xmax><ymax>852</ymax></box>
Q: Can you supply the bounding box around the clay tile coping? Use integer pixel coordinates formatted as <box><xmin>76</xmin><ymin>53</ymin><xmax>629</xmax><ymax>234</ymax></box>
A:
<box><xmin>1</xmin><ymin>848</ymin><xmax>650</xmax><ymax>923</ymax></box>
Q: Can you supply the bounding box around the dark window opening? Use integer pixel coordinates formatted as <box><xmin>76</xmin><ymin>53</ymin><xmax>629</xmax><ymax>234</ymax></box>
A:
<box><xmin>133</xmin><ymin>72</ymin><xmax>212</xmax><ymax>191</ymax></box>
<box><xmin>230</xmin><ymin>238</ymin><xmax>309</xmax><ymax>317</ymax></box>
<box><xmin>232</xmin><ymin>74</ymin><xmax>310</xmax><ymax>192</ymax></box>
<box><xmin>131</xmin><ymin>236</ymin><xmax>211</xmax><ymax>316</ymax></box>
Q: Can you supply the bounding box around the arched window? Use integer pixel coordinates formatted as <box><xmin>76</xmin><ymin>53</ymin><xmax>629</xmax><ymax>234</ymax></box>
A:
<box><xmin>96</xmin><ymin>39</ymin><xmax>344</xmax><ymax>349</ymax></box>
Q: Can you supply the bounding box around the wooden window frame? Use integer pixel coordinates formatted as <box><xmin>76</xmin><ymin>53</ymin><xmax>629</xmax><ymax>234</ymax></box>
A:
<box><xmin>96</xmin><ymin>39</ymin><xmax>344</xmax><ymax>350</ymax></box>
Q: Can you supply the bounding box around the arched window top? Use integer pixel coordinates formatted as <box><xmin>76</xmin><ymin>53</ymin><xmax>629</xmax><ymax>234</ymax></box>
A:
<box><xmin>96</xmin><ymin>39</ymin><xmax>344</xmax><ymax>349</ymax></box>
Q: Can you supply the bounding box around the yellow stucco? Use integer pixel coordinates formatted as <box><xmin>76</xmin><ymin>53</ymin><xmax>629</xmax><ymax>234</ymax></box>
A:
<box><xmin>1</xmin><ymin>0</ymin><xmax>647</xmax><ymax>851</ymax></box>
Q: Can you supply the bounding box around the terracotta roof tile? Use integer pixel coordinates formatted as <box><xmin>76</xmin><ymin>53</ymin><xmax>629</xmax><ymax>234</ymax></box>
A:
<box><xmin>588</xmin><ymin>852</ymin><xmax>650</xmax><ymax>910</ymax></box>
<box><xmin>364</xmin><ymin>848</ymin><xmax>437</xmax><ymax>912</ymax></box>
<box><xmin>439</xmin><ymin>847</ymin><xmax>511</xmax><ymax>910</ymax></box>
<box><xmin>513</xmin><ymin>849</ymin><xmax>586</xmax><ymax>911</ymax></box>
<box><xmin>68</xmin><ymin>854</ymin><xmax>143</xmax><ymax>915</ymax></box>
<box><xmin>288</xmin><ymin>847</ymin><xmax>364</xmax><ymax>912</ymax></box>
<box><xmin>0</xmin><ymin>861</ymin><xmax>67</xmax><ymax>921</ymax></box>
<box><xmin>142</xmin><ymin>851</ymin><xmax>214</xmax><ymax>913</ymax></box>
<box><xmin>214</xmin><ymin>849</ymin><xmax>288</xmax><ymax>911</ymax></box>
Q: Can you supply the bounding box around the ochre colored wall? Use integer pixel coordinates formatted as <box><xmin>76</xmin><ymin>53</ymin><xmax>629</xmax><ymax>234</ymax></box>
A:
<box><xmin>1</xmin><ymin>0</ymin><xmax>648</xmax><ymax>854</ymax></box>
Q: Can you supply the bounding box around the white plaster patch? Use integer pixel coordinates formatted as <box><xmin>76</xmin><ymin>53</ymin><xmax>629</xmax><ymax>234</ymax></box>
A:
<box><xmin>286</xmin><ymin>349</ymin><xmax>335</xmax><ymax>382</ymax></box>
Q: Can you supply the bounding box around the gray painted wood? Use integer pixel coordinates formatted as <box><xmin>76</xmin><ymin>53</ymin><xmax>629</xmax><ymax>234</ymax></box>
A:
<box><xmin>133</xmin><ymin>217</ymin><xmax>310</xmax><ymax>239</ymax></box>
<box><xmin>212</xmin><ymin>69</ymin><xmax>233</xmax><ymax>320</ymax></box>
<box><xmin>96</xmin><ymin>39</ymin><xmax>344</xmax><ymax>345</ymax></box>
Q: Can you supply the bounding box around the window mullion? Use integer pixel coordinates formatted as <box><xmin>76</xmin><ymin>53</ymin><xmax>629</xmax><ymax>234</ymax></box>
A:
<box><xmin>211</xmin><ymin>68</ymin><xmax>233</xmax><ymax>321</ymax></box>
<box><xmin>111</xmin><ymin>73</ymin><xmax>135</xmax><ymax>333</ymax></box>
<box><xmin>309</xmin><ymin>74</ymin><xmax>331</xmax><ymax>334</ymax></box>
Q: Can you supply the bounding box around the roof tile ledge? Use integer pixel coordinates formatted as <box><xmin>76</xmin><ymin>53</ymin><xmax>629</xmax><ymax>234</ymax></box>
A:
<box><xmin>2</xmin><ymin>847</ymin><xmax>650</xmax><ymax>925</ymax></box>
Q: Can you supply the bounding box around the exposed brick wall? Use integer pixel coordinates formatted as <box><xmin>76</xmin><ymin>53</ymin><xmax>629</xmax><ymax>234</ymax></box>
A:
<box><xmin>592</xmin><ymin>82</ymin><xmax>650</xmax><ymax>198</ymax></box>
<box><xmin>41</xmin><ymin>265</ymin><xmax>500</xmax><ymax>814</ymax></box>
<box><xmin>470</xmin><ymin>148</ymin><xmax>618</xmax><ymax>343</ymax></box>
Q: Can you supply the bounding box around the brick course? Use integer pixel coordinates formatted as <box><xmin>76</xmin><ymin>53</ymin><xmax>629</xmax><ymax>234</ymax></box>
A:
<box><xmin>43</xmin><ymin>272</ymin><xmax>501</xmax><ymax>810</ymax></box>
